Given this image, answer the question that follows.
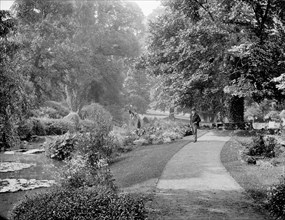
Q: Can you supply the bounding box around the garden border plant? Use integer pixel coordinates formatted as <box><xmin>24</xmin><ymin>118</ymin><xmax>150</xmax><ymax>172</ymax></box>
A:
<box><xmin>10</xmin><ymin>103</ymin><xmax>148</xmax><ymax>219</ymax></box>
<box><xmin>266</xmin><ymin>175</ymin><xmax>285</xmax><ymax>220</ymax></box>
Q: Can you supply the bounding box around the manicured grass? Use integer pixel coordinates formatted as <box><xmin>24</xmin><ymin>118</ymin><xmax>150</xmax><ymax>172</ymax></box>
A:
<box><xmin>220</xmin><ymin>132</ymin><xmax>283</xmax><ymax>217</ymax></box>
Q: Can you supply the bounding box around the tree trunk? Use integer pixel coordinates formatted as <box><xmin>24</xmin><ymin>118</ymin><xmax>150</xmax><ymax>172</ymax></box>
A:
<box><xmin>228</xmin><ymin>96</ymin><xmax>244</xmax><ymax>123</ymax></box>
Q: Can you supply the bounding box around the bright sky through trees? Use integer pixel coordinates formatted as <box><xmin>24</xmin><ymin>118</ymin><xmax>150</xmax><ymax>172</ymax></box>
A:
<box><xmin>0</xmin><ymin>0</ymin><xmax>13</xmax><ymax>10</ymax></box>
<box><xmin>0</xmin><ymin>0</ymin><xmax>161</xmax><ymax>15</ymax></box>
<box><xmin>133</xmin><ymin>0</ymin><xmax>160</xmax><ymax>15</ymax></box>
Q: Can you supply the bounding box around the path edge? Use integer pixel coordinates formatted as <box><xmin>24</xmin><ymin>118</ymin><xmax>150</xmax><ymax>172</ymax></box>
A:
<box><xmin>154</xmin><ymin>130</ymin><xmax>209</xmax><ymax>191</ymax></box>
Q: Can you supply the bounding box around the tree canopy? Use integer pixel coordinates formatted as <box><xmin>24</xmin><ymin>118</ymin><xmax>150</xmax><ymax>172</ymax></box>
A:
<box><xmin>0</xmin><ymin>10</ymin><xmax>31</xmax><ymax>148</ymax></box>
<box><xmin>141</xmin><ymin>0</ymin><xmax>285</xmax><ymax>122</ymax></box>
<box><xmin>11</xmin><ymin>0</ymin><xmax>145</xmax><ymax>112</ymax></box>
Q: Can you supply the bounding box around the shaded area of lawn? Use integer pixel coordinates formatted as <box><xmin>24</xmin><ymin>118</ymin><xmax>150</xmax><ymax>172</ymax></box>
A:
<box><xmin>111</xmin><ymin>139</ymin><xmax>190</xmax><ymax>189</ymax></box>
<box><xmin>220</xmin><ymin>133</ymin><xmax>282</xmax><ymax>219</ymax></box>
<box><xmin>111</xmin><ymin>130</ymin><xmax>208</xmax><ymax>190</ymax></box>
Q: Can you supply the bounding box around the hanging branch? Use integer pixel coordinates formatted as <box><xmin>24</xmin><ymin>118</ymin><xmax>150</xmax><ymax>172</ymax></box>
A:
<box><xmin>193</xmin><ymin>0</ymin><xmax>215</xmax><ymax>22</ymax></box>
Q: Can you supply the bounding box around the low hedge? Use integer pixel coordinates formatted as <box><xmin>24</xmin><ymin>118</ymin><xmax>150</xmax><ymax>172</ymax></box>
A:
<box><xmin>9</xmin><ymin>187</ymin><xmax>147</xmax><ymax>220</ymax></box>
<box><xmin>40</xmin><ymin>118</ymin><xmax>75</xmax><ymax>135</ymax></box>
<box><xmin>17</xmin><ymin>117</ymin><xmax>75</xmax><ymax>139</ymax></box>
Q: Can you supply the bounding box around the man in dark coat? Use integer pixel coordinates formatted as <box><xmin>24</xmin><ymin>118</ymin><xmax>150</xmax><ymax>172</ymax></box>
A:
<box><xmin>191</xmin><ymin>107</ymin><xmax>201</xmax><ymax>142</ymax></box>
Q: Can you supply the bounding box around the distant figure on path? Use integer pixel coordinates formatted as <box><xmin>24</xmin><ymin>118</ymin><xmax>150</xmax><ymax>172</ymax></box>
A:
<box><xmin>190</xmin><ymin>107</ymin><xmax>201</xmax><ymax>143</ymax></box>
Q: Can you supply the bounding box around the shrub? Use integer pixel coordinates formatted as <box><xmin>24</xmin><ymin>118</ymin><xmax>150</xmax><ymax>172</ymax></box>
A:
<box><xmin>77</xmin><ymin>131</ymin><xmax>119</xmax><ymax>161</ymax></box>
<box><xmin>0</xmin><ymin>119</ymin><xmax>19</xmax><ymax>150</ymax></box>
<box><xmin>31</xmin><ymin>118</ymin><xmax>46</xmax><ymax>136</ymax></box>
<box><xmin>46</xmin><ymin>132</ymin><xmax>78</xmax><ymax>160</ymax></box>
<box><xmin>80</xmin><ymin>103</ymin><xmax>113</xmax><ymax>134</ymax></box>
<box><xmin>17</xmin><ymin>118</ymin><xmax>46</xmax><ymax>140</ymax></box>
<box><xmin>9</xmin><ymin>187</ymin><xmax>147</xmax><ymax>220</ymax></box>
<box><xmin>122</xmin><ymin>132</ymin><xmax>139</xmax><ymax>146</ymax></box>
<box><xmin>264</xmin><ymin>136</ymin><xmax>277</xmax><ymax>157</ymax></box>
<box><xmin>60</xmin><ymin>153</ymin><xmax>116</xmax><ymax>190</ymax></box>
<box><xmin>116</xmin><ymin>118</ymin><xmax>187</xmax><ymax>147</ymax></box>
<box><xmin>266</xmin><ymin>176</ymin><xmax>285</xmax><ymax>220</ymax></box>
<box><xmin>47</xmin><ymin>132</ymin><xmax>119</xmax><ymax>189</ymax></box>
<box><xmin>248</xmin><ymin>135</ymin><xmax>266</xmax><ymax>156</ymax></box>
<box><xmin>42</xmin><ymin>107</ymin><xmax>60</xmax><ymax>119</ymax></box>
<box><xmin>141</xmin><ymin>119</ymin><xmax>185</xmax><ymax>140</ymax></box>
<box><xmin>17</xmin><ymin>119</ymin><xmax>34</xmax><ymax>140</ymax></box>
<box><xmin>265</xmin><ymin>110</ymin><xmax>281</xmax><ymax>121</ymax></box>
<box><xmin>33</xmin><ymin>107</ymin><xmax>60</xmax><ymax>118</ymax></box>
<box><xmin>63</xmin><ymin>112</ymin><xmax>80</xmax><ymax>130</ymax></box>
<box><xmin>44</xmin><ymin>100</ymin><xmax>70</xmax><ymax>117</ymax></box>
<box><xmin>79</xmin><ymin>119</ymin><xmax>96</xmax><ymax>132</ymax></box>
<box><xmin>46</xmin><ymin>130</ymin><xmax>120</xmax><ymax>162</ymax></box>
<box><xmin>39</xmin><ymin>118</ymin><xmax>75</xmax><ymax>135</ymax></box>
<box><xmin>244</xmin><ymin>135</ymin><xmax>277</xmax><ymax>158</ymax></box>
<box><xmin>105</xmin><ymin>104</ymin><xmax>124</xmax><ymax>124</ymax></box>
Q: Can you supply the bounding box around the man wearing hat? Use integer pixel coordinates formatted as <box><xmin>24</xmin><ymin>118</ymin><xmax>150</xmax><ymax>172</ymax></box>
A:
<box><xmin>191</xmin><ymin>107</ymin><xmax>201</xmax><ymax>142</ymax></box>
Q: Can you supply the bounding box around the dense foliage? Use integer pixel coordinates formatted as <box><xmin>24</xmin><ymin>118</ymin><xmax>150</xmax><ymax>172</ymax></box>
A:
<box><xmin>141</xmin><ymin>0</ymin><xmax>285</xmax><ymax>122</ymax></box>
<box><xmin>123</xmin><ymin>69</ymin><xmax>151</xmax><ymax>114</ymax></box>
<box><xmin>0</xmin><ymin>0</ymin><xmax>152</xmax><ymax>148</ymax></box>
<box><xmin>79</xmin><ymin>103</ymin><xmax>113</xmax><ymax>133</ymax></box>
<box><xmin>246</xmin><ymin>135</ymin><xmax>276</xmax><ymax>158</ymax></box>
<box><xmin>10</xmin><ymin>187</ymin><xmax>147</xmax><ymax>220</ymax></box>
<box><xmin>0</xmin><ymin>10</ymin><xmax>32</xmax><ymax>149</ymax></box>
<box><xmin>10</xmin><ymin>0</ymin><xmax>146</xmax><ymax>116</ymax></box>
<box><xmin>267</xmin><ymin>177</ymin><xmax>285</xmax><ymax>220</ymax></box>
<box><xmin>46</xmin><ymin>104</ymin><xmax>116</xmax><ymax>161</ymax></box>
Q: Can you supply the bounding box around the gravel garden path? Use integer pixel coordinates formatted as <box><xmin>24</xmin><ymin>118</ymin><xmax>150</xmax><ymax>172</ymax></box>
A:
<box><xmin>150</xmin><ymin>131</ymin><xmax>272</xmax><ymax>220</ymax></box>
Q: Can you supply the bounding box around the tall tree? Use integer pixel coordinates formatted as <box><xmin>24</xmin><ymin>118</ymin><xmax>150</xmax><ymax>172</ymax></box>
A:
<box><xmin>141</xmin><ymin>0</ymin><xmax>285</xmax><ymax>123</ymax></box>
<box><xmin>0</xmin><ymin>10</ymin><xmax>30</xmax><ymax>148</ymax></box>
<box><xmin>12</xmin><ymin>0</ymin><xmax>145</xmax><ymax>113</ymax></box>
<box><xmin>142</xmin><ymin>0</ymin><xmax>229</xmax><ymax>118</ymax></box>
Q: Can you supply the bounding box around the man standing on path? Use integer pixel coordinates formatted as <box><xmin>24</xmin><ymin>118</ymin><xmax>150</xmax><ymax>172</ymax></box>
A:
<box><xmin>191</xmin><ymin>107</ymin><xmax>201</xmax><ymax>142</ymax></box>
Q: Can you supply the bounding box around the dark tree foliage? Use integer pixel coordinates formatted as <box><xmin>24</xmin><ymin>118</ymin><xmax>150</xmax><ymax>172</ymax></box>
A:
<box><xmin>141</xmin><ymin>0</ymin><xmax>285</xmax><ymax>122</ymax></box>
<box><xmin>223</xmin><ymin>0</ymin><xmax>285</xmax><ymax>103</ymax></box>
<box><xmin>0</xmin><ymin>10</ymin><xmax>30</xmax><ymax>149</ymax></box>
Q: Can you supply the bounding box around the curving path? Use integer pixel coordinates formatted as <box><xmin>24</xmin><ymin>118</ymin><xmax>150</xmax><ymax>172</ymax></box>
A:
<box><xmin>111</xmin><ymin>130</ymin><xmax>208</xmax><ymax>192</ymax></box>
<box><xmin>152</xmin><ymin>132</ymin><xmax>271</xmax><ymax>220</ymax></box>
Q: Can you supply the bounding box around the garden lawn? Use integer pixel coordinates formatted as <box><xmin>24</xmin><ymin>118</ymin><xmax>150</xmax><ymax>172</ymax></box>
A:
<box><xmin>221</xmin><ymin>132</ymin><xmax>284</xmax><ymax>207</ymax></box>
<box><xmin>111</xmin><ymin>130</ymin><xmax>208</xmax><ymax>192</ymax></box>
